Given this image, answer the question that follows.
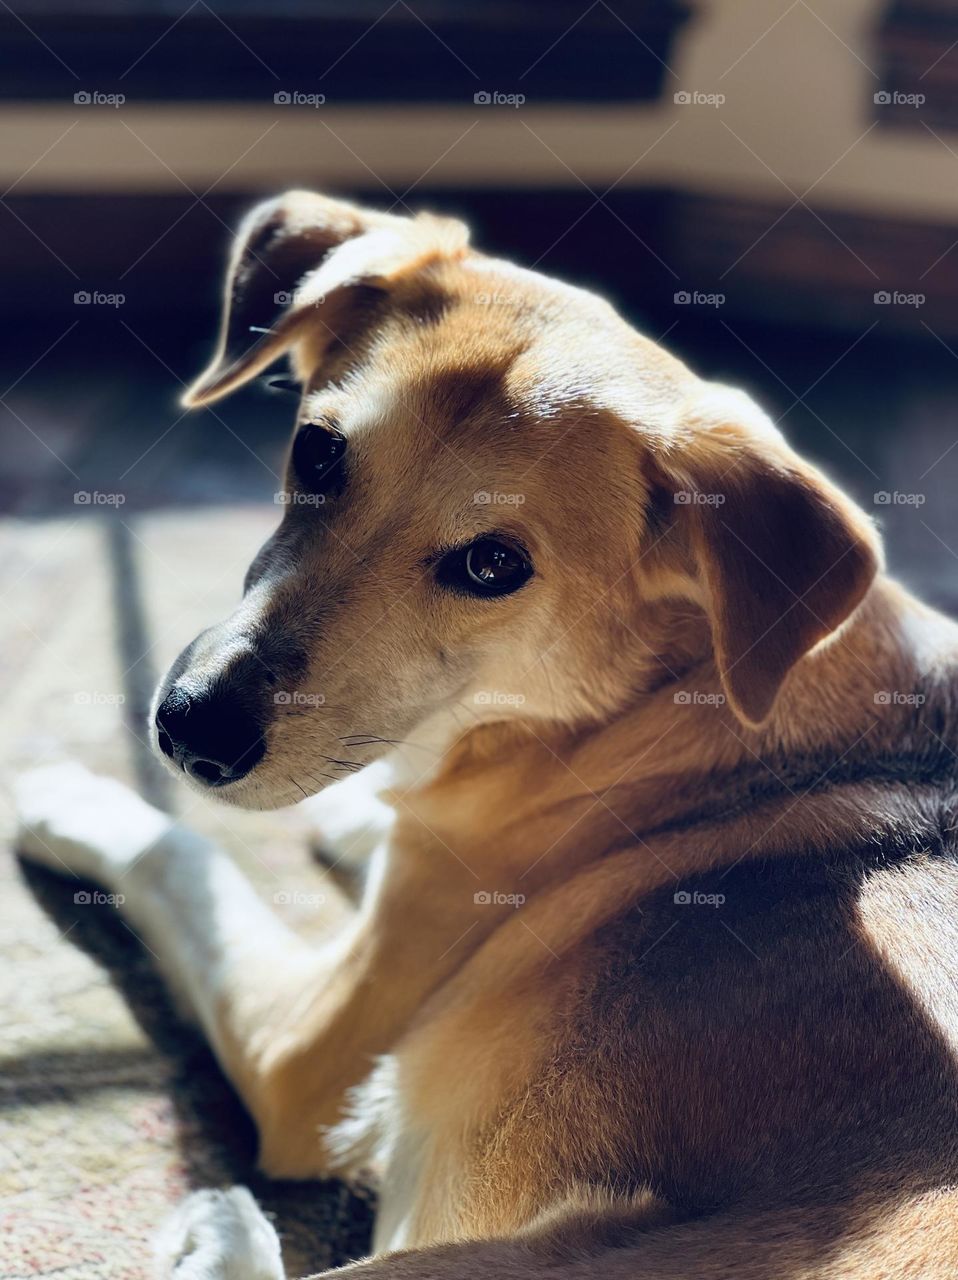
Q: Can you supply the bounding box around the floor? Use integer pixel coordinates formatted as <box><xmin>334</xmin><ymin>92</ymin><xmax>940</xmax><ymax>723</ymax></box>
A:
<box><xmin>2</xmin><ymin>303</ymin><xmax>958</xmax><ymax>1275</ymax></box>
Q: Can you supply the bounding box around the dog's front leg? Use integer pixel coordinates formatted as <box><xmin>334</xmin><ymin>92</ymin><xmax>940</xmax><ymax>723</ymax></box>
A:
<box><xmin>15</xmin><ymin>765</ymin><xmax>343</xmax><ymax>1164</ymax></box>
<box><xmin>16</xmin><ymin>764</ymin><xmax>488</xmax><ymax>1180</ymax></box>
<box><xmin>15</xmin><ymin>761</ymin><xmax>329</xmax><ymax>1047</ymax></box>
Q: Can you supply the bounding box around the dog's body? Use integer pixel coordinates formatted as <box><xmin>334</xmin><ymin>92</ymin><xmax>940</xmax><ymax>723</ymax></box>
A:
<box><xmin>16</xmin><ymin>192</ymin><xmax>958</xmax><ymax>1278</ymax></box>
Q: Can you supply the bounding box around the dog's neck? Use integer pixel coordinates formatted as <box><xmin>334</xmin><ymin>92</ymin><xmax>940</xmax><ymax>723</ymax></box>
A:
<box><xmin>385</xmin><ymin>577</ymin><xmax>958</xmax><ymax>895</ymax></box>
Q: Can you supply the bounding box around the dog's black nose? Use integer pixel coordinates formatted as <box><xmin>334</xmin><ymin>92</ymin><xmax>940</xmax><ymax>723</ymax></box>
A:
<box><xmin>155</xmin><ymin>686</ymin><xmax>266</xmax><ymax>786</ymax></box>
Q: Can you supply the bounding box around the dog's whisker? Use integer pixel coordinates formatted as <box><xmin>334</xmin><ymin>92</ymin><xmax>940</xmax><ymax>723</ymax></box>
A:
<box><xmin>319</xmin><ymin>755</ymin><xmax>363</xmax><ymax>773</ymax></box>
<box><xmin>305</xmin><ymin>771</ymin><xmax>339</xmax><ymax>787</ymax></box>
<box><xmin>339</xmin><ymin>734</ymin><xmax>443</xmax><ymax>759</ymax></box>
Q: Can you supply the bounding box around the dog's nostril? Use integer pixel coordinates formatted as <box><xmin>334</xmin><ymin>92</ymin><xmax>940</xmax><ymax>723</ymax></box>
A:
<box><xmin>157</xmin><ymin>728</ymin><xmax>175</xmax><ymax>760</ymax></box>
<box><xmin>186</xmin><ymin>757</ymin><xmax>228</xmax><ymax>785</ymax></box>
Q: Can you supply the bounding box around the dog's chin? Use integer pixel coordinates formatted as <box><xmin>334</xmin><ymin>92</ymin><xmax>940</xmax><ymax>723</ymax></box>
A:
<box><xmin>204</xmin><ymin>772</ymin><xmax>310</xmax><ymax>811</ymax></box>
<box><xmin>180</xmin><ymin>765</ymin><xmax>322</xmax><ymax>811</ymax></box>
<box><xmin>149</xmin><ymin>734</ymin><xmax>318</xmax><ymax>812</ymax></box>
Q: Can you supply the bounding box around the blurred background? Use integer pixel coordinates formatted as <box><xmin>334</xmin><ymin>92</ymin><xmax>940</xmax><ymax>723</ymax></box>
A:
<box><xmin>5</xmin><ymin>1</ymin><xmax>958</xmax><ymax>1274</ymax></box>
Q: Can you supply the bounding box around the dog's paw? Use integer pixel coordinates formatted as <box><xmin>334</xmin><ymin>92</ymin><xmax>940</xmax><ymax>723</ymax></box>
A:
<box><xmin>154</xmin><ymin>1187</ymin><xmax>285</xmax><ymax>1280</ymax></box>
<box><xmin>15</xmin><ymin>762</ymin><xmax>173</xmax><ymax>884</ymax></box>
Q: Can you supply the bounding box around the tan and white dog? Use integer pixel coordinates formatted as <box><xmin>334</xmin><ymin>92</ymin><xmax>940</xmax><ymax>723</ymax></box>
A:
<box><xmin>16</xmin><ymin>191</ymin><xmax>958</xmax><ymax>1279</ymax></box>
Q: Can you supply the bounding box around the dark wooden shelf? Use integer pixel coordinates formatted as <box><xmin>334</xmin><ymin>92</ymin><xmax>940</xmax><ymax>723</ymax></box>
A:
<box><xmin>0</xmin><ymin>1</ymin><xmax>691</xmax><ymax>103</ymax></box>
<box><xmin>876</xmin><ymin>0</ymin><xmax>958</xmax><ymax>130</ymax></box>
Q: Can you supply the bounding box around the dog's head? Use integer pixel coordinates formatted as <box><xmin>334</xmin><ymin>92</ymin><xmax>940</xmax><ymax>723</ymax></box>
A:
<box><xmin>152</xmin><ymin>190</ymin><xmax>881</xmax><ymax>808</ymax></box>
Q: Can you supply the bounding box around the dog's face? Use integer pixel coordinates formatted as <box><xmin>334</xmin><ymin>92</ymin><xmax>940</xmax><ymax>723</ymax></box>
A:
<box><xmin>152</xmin><ymin>191</ymin><xmax>880</xmax><ymax>809</ymax></box>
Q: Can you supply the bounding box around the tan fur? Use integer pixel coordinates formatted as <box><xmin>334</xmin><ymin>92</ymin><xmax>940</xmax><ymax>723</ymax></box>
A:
<box><xmin>111</xmin><ymin>194</ymin><xmax>958</xmax><ymax>1274</ymax></box>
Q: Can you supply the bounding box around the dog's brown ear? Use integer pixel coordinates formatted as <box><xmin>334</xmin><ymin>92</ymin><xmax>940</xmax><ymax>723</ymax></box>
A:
<box><xmin>652</xmin><ymin>387</ymin><xmax>881</xmax><ymax>726</ymax></box>
<box><xmin>182</xmin><ymin>190</ymin><xmax>468</xmax><ymax>407</ymax></box>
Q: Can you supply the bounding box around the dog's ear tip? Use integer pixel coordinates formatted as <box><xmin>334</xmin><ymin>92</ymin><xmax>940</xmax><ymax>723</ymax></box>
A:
<box><xmin>724</xmin><ymin>685</ymin><xmax>778</xmax><ymax>730</ymax></box>
<box><xmin>179</xmin><ymin>382</ymin><xmax>210</xmax><ymax>410</ymax></box>
<box><xmin>180</xmin><ymin>359</ymin><xmax>238</xmax><ymax>408</ymax></box>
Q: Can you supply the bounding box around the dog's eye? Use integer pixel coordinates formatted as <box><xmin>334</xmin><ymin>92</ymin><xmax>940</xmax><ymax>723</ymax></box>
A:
<box><xmin>291</xmin><ymin>421</ymin><xmax>346</xmax><ymax>496</ymax></box>
<box><xmin>436</xmin><ymin>537</ymin><xmax>533</xmax><ymax>598</ymax></box>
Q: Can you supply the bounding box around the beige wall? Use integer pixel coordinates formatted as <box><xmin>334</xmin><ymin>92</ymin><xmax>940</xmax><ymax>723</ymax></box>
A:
<box><xmin>2</xmin><ymin>0</ymin><xmax>954</xmax><ymax>222</ymax></box>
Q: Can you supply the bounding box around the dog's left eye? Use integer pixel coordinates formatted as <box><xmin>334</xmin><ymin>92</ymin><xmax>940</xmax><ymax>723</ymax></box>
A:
<box><xmin>291</xmin><ymin>421</ymin><xmax>346</xmax><ymax>496</ymax></box>
<box><xmin>436</xmin><ymin>537</ymin><xmax>533</xmax><ymax>598</ymax></box>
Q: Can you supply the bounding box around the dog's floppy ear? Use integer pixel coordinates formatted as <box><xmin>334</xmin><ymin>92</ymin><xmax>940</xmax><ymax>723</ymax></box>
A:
<box><xmin>182</xmin><ymin>190</ymin><xmax>468</xmax><ymax>407</ymax></box>
<box><xmin>651</xmin><ymin>386</ymin><xmax>881</xmax><ymax>726</ymax></box>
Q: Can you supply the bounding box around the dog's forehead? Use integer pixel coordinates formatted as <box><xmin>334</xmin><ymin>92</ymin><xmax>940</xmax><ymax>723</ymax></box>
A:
<box><xmin>301</xmin><ymin>316</ymin><xmax>521</xmax><ymax>449</ymax></box>
<box><xmin>294</xmin><ymin>252</ymin><xmax>698</xmax><ymax>480</ymax></box>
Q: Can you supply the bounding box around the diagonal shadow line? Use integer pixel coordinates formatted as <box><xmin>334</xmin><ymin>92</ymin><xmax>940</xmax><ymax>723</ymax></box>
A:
<box><xmin>104</xmin><ymin>517</ymin><xmax>175</xmax><ymax>812</ymax></box>
<box><xmin>0</xmin><ymin>1044</ymin><xmax>165</xmax><ymax>1110</ymax></box>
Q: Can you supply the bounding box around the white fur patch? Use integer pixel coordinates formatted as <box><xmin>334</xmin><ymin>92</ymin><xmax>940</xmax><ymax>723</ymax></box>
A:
<box><xmin>15</xmin><ymin>762</ymin><xmax>173</xmax><ymax>883</ymax></box>
<box><xmin>154</xmin><ymin>1188</ymin><xmax>284</xmax><ymax>1280</ymax></box>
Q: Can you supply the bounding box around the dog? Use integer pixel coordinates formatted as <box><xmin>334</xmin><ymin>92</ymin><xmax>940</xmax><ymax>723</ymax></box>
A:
<box><xmin>16</xmin><ymin>190</ymin><xmax>958</xmax><ymax>1279</ymax></box>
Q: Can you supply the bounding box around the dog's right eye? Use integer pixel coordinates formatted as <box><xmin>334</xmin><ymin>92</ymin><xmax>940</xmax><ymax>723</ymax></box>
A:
<box><xmin>291</xmin><ymin>421</ymin><xmax>346</xmax><ymax>497</ymax></box>
<box><xmin>435</xmin><ymin>537</ymin><xmax>533</xmax><ymax>598</ymax></box>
